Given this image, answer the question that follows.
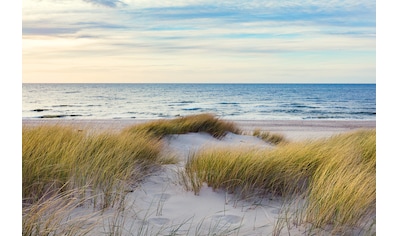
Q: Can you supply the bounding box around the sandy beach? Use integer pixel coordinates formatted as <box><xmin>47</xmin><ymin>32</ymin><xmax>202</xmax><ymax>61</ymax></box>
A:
<box><xmin>22</xmin><ymin>118</ymin><xmax>376</xmax><ymax>235</ymax></box>
<box><xmin>22</xmin><ymin>118</ymin><xmax>375</xmax><ymax>141</ymax></box>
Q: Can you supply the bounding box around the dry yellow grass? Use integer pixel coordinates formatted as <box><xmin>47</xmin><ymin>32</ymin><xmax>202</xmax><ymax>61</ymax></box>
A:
<box><xmin>22</xmin><ymin>116</ymin><xmax>375</xmax><ymax>235</ymax></box>
<box><xmin>122</xmin><ymin>113</ymin><xmax>241</xmax><ymax>139</ymax></box>
<box><xmin>185</xmin><ymin>129</ymin><xmax>376</xmax><ymax>232</ymax></box>
<box><xmin>22</xmin><ymin>125</ymin><xmax>172</xmax><ymax>207</ymax></box>
<box><xmin>22</xmin><ymin>124</ymin><xmax>177</xmax><ymax>235</ymax></box>
<box><xmin>22</xmin><ymin>187</ymin><xmax>100</xmax><ymax>236</ymax></box>
<box><xmin>22</xmin><ymin>114</ymin><xmax>240</xmax><ymax>235</ymax></box>
<box><xmin>253</xmin><ymin>128</ymin><xmax>288</xmax><ymax>145</ymax></box>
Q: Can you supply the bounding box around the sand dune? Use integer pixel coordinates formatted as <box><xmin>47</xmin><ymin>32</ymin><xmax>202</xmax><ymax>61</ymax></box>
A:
<box><xmin>22</xmin><ymin>119</ymin><xmax>375</xmax><ymax>235</ymax></box>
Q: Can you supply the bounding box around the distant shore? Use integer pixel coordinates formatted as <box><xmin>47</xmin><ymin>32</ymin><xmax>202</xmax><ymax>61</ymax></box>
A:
<box><xmin>22</xmin><ymin>118</ymin><xmax>375</xmax><ymax>141</ymax></box>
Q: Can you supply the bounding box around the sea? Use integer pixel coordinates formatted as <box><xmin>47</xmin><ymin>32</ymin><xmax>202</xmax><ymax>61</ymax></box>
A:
<box><xmin>22</xmin><ymin>83</ymin><xmax>376</xmax><ymax>120</ymax></box>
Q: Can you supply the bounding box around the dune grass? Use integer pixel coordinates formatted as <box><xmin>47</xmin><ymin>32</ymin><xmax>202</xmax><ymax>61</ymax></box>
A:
<box><xmin>22</xmin><ymin>125</ymin><xmax>174</xmax><ymax>207</ymax></box>
<box><xmin>22</xmin><ymin>124</ymin><xmax>173</xmax><ymax>235</ymax></box>
<box><xmin>22</xmin><ymin>114</ymin><xmax>241</xmax><ymax>235</ymax></box>
<box><xmin>122</xmin><ymin>113</ymin><xmax>241</xmax><ymax>139</ymax></box>
<box><xmin>22</xmin><ymin>187</ymin><xmax>101</xmax><ymax>236</ymax></box>
<box><xmin>23</xmin><ymin>115</ymin><xmax>375</xmax><ymax>235</ymax></box>
<box><xmin>253</xmin><ymin>128</ymin><xmax>288</xmax><ymax>145</ymax></box>
<box><xmin>185</xmin><ymin>129</ymin><xmax>376</xmax><ymax>233</ymax></box>
<box><xmin>23</xmin><ymin>114</ymin><xmax>236</xmax><ymax>200</ymax></box>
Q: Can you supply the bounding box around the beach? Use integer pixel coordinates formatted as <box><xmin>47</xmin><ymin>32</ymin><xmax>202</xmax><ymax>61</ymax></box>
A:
<box><xmin>22</xmin><ymin>118</ymin><xmax>375</xmax><ymax>141</ymax></box>
<box><xmin>22</xmin><ymin>118</ymin><xmax>376</xmax><ymax>235</ymax></box>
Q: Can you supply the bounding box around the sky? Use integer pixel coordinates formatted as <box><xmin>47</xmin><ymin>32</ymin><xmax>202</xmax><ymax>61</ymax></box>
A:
<box><xmin>22</xmin><ymin>0</ymin><xmax>376</xmax><ymax>83</ymax></box>
<box><xmin>2</xmin><ymin>2</ymin><xmax>398</xmax><ymax>234</ymax></box>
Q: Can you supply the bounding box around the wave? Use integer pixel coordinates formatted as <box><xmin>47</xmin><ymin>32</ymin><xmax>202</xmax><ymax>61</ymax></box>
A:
<box><xmin>182</xmin><ymin>107</ymin><xmax>202</xmax><ymax>111</ymax></box>
<box><xmin>23</xmin><ymin>84</ymin><xmax>376</xmax><ymax>120</ymax></box>
<box><xmin>218</xmin><ymin>102</ymin><xmax>239</xmax><ymax>105</ymax></box>
<box><xmin>52</xmin><ymin>105</ymin><xmax>82</xmax><ymax>108</ymax></box>
<box><xmin>171</xmin><ymin>101</ymin><xmax>195</xmax><ymax>106</ymax></box>
<box><xmin>279</xmin><ymin>103</ymin><xmax>319</xmax><ymax>109</ymax></box>
<box><xmin>270</xmin><ymin>109</ymin><xmax>303</xmax><ymax>114</ymax></box>
<box><xmin>38</xmin><ymin>114</ymin><xmax>83</xmax><ymax>118</ymax></box>
<box><xmin>32</xmin><ymin>109</ymin><xmax>51</xmax><ymax>112</ymax></box>
<box><xmin>303</xmin><ymin>116</ymin><xmax>347</xmax><ymax>119</ymax></box>
<box><xmin>351</xmin><ymin>111</ymin><xmax>376</xmax><ymax>115</ymax></box>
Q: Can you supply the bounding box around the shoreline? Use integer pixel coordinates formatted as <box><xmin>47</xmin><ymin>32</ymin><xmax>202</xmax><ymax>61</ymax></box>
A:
<box><xmin>22</xmin><ymin>118</ymin><xmax>376</xmax><ymax>141</ymax></box>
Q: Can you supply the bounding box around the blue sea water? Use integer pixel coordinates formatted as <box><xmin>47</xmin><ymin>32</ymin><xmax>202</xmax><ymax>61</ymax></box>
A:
<box><xmin>22</xmin><ymin>84</ymin><xmax>376</xmax><ymax>120</ymax></box>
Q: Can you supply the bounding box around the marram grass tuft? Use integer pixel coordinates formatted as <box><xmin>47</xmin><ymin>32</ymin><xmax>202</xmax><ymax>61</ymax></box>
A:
<box><xmin>22</xmin><ymin>125</ymin><xmax>170</xmax><ymax>206</ymax></box>
<box><xmin>122</xmin><ymin>113</ymin><xmax>241</xmax><ymax>139</ymax></box>
<box><xmin>185</xmin><ymin>129</ymin><xmax>376</xmax><ymax>232</ymax></box>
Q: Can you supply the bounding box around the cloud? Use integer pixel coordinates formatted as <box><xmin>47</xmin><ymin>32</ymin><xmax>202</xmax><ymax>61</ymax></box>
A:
<box><xmin>22</xmin><ymin>0</ymin><xmax>376</xmax><ymax>83</ymax></box>
<box><xmin>22</xmin><ymin>21</ymin><xmax>126</xmax><ymax>37</ymax></box>
<box><xmin>83</xmin><ymin>0</ymin><xmax>127</xmax><ymax>8</ymax></box>
<box><xmin>74</xmin><ymin>21</ymin><xmax>127</xmax><ymax>30</ymax></box>
<box><xmin>23</xmin><ymin>27</ymin><xmax>79</xmax><ymax>36</ymax></box>
<box><xmin>137</xmin><ymin>2</ymin><xmax>375</xmax><ymax>29</ymax></box>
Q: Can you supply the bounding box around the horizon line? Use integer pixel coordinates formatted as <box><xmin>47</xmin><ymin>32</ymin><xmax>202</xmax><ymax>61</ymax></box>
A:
<box><xmin>22</xmin><ymin>82</ymin><xmax>376</xmax><ymax>85</ymax></box>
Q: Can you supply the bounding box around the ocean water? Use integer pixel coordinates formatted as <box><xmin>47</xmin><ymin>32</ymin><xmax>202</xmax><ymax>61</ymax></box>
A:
<box><xmin>22</xmin><ymin>83</ymin><xmax>376</xmax><ymax>120</ymax></box>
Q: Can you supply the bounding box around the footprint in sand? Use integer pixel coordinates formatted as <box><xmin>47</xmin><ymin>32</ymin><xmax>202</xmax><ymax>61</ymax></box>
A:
<box><xmin>212</xmin><ymin>215</ymin><xmax>242</xmax><ymax>224</ymax></box>
<box><xmin>148</xmin><ymin>217</ymin><xmax>170</xmax><ymax>226</ymax></box>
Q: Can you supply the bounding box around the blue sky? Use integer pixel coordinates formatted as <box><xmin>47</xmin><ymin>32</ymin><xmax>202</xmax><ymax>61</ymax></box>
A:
<box><xmin>22</xmin><ymin>0</ymin><xmax>376</xmax><ymax>83</ymax></box>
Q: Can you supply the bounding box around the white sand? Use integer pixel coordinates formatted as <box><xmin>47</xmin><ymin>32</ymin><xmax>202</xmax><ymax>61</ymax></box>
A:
<box><xmin>23</xmin><ymin>119</ymin><xmax>375</xmax><ymax>235</ymax></box>
<box><xmin>76</xmin><ymin>132</ymin><xmax>287</xmax><ymax>235</ymax></box>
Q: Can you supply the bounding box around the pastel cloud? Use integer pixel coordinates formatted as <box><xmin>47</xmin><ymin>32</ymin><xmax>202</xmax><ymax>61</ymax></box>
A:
<box><xmin>83</xmin><ymin>0</ymin><xmax>127</xmax><ymax>8</ymax></box>
<box><xmin>22</xmin><ymin>0</ymin><xmax>375</xmax><ymax>83</ymax></box>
